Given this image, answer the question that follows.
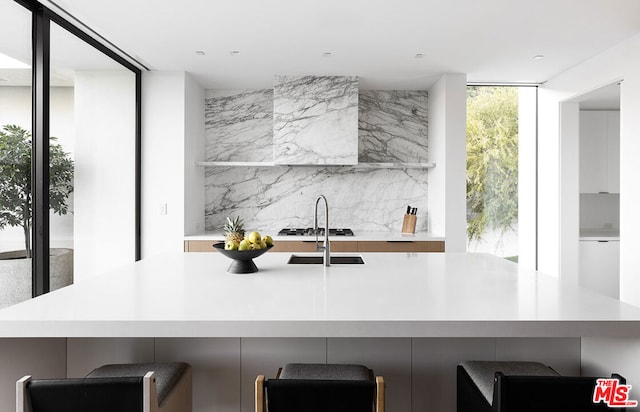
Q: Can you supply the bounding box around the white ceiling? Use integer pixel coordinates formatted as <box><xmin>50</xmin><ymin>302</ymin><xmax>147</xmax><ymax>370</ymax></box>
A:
<box><xmin>8</xmin><ymin>0</ymin><xmax>640</xmax><ymax>90</ymax></box>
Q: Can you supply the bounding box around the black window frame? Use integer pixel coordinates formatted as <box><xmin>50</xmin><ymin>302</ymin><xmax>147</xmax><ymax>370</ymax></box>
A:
<box><xmin>12</xmin><ymin>0</ymin><xmax>143</xmax><ymax>297</ymax></box>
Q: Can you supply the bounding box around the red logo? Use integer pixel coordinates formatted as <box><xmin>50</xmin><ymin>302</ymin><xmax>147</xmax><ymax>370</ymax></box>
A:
<box><xmin>593</xmin><ymin>378</ymin><xmax>638</xmax><ymax>407</ymax></box>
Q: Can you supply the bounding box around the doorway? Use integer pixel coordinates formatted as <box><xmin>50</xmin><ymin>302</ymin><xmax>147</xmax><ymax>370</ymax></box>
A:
<box><xmin>561</xmin><ymin>81</ymin><xmax>621</xmax><ymax>298</ymax></box>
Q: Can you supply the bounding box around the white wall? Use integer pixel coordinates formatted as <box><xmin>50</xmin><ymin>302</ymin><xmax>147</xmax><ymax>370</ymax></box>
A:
<box><xmin>427</xmin><ymin>73</ymin><xmax>467</xmax><ymax>252</ymax></box>
<box><xmin>142</xmin><ymin>71</ymin><xmax>205</xmax><ymax>258</ymax></box>
<box><xmin>539</xmin><ymin>32</ymin><xmax>640</xmax><ymax>307</ymax></box>
<box><xmin>559</xmin><ymin>102</ymin><xmax>580</xmax><ymax>285</ymax></box>
<box><xmin>74</xmin><ymin>71</ymin><xmax>136</xmax><ymax>280</ymax></box>
<box><xmin>184</xmin><ymin>75</ymin><xmax>205</xmax><ymax>236</ymax></box>
<box><xmin>518</xmin><ymin>87</ymin><xmax>538</xmax><ymax>270</ymax></box>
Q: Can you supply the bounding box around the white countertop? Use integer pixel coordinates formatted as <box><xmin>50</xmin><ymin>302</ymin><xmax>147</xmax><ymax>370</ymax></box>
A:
<box><xmin>579</xmin><ymin>228</ymin><xmax>620</xmax><ymax>241</ymax></box>
<box><xmin>185</xmin><ymin>231</ymin><xmax>444</xmax><ymax>242</ymax></box>
<box><xmin>0</xmin><ymin>252</ymin><xmax>638</xmax><ymax>338</ymax></box>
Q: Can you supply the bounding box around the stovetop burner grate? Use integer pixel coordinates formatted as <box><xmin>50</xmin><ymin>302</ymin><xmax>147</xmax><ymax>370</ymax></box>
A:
<box><xmin>277</xmin><ymin>228</ymin><xmax>354</xmax><ymax>236</ymax></box>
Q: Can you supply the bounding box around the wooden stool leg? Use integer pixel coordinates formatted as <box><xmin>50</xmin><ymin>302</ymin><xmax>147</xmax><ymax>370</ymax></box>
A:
<box><xmin>376</xmin><ymin>376</ymin><xmax>385</xmax><ymax>412</ymax></box>
<box><xmin>255</xmin><ymin>375</ymin><xmax>265</xmax><ymax>412</ymax></box>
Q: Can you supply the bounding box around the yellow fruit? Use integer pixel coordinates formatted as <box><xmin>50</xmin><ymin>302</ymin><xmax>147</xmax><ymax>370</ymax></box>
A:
<box><xmin>260</xmin><ymin>240</ymin><xmax>267</xmax><ymax>249</ymax></box>
<box><xmin>224</xmin><ymin>240</ymin><xmax>238</xmax><ymax>250</ymax></box>
<box><xmin>264</xmin><ymin>235</ymin><xmax>273</xmax><ymax>246</ymax></box>
<box><xmin>247</xmin><ymin>231</ymin><xmax>261</xmax><ymax>244</ymax></box>
<box><xmin>238</xmin><ymin>239</ymin><xmax>251</xmax><ymax>251</ymax></box>
<box><xmin>250</xmin><ymin>242</ymin><xmax>262</xmax><ymax>250</ymax></box>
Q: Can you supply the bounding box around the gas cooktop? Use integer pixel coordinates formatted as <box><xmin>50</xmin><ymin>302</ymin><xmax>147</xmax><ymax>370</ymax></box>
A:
<box><xmin>277</xmin><ymin>228</ymin><xmax>354</xmax><ymax>236</ymax></box>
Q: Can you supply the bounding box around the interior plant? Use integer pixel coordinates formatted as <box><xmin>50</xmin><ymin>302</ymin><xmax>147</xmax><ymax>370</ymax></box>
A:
<box><xmin>0</xmin><ymin>124</ymin><xmax>74</xmax><ymax>258</ymax></box>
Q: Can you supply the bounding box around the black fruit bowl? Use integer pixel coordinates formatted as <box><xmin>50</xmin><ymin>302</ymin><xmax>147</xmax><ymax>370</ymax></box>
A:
<box><xmin>213</xmin><ymin>242</ymin><xmax>273</xmax><ymax>274</ymax></box>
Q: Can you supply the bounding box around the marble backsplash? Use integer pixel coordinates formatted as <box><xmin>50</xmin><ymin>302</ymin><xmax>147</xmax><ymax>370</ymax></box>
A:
<box><xmin>205</xmin><ymin>166</ymin><xmax>428</xmax><ymax>233</ymax></box>
<box><xmin>204</xmin><ymin>87</ymin><xmax>429</xmax><ymax>232</ymax></box>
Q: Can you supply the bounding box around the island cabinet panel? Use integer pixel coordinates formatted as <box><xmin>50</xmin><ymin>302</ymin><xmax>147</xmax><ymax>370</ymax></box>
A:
<box><xmin>55</xmin><ymin>337</ymin><xmax>581</xmax><ymax>412</ymax></box>
<box><xmin>357</xmin><ymin>240</ymin><xmax>445</xmax><ymax>252</ymax></box>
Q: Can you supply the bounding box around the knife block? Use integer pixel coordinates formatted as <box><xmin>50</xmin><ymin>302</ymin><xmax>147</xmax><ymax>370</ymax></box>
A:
<box><xmin>401</xmin><ymin>214</ymin><xmax>417</xmax><ymax>234</ymax></box>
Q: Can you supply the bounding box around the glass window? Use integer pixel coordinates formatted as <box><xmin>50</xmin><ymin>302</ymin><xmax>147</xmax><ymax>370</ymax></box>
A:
<box><xmin>466</xmin><ymin>85</ymin><xmax>537</xmax><ymax>267</ymax></box>
<box><xmin>0</xmin><ymin>0</ymin><xmax>33</xmax><ymax>308</ymax></box>
<box><xmin>49</xmin><ymin>22</ymin><xmax>137</xmax><ymax>282</ymax></box>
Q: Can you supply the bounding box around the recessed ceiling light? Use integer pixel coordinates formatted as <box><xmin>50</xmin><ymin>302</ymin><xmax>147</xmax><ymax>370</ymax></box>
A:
<box><xmin>532</xmin><ymin>54</ymin><xmax>545</xmax><ymax>60</ymax></box>
<box><xmin>230</xmin><ymin>50</ymin><xmax>240</xmax><ymax>55</ymax></box>
<box><xmin>322</xmin><ymin>52</ymin><xmax>333</xmax><ymax>57</ymax></box>
<box><xmin>195</xmin><ymin>50</ymin><xmax>206</xmax><ymax>56</ymax></box>
<box><xmin>415</xmin><ymin>53</ymin><xmax>425</xmax><ymax>59</ymax></box>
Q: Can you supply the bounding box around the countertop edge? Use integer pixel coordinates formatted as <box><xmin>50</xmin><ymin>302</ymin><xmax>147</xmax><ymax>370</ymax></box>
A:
<box><xmin>0</xmin><ymin>320</ymin><xmax>638</xmax><ymax>338</ymax></box>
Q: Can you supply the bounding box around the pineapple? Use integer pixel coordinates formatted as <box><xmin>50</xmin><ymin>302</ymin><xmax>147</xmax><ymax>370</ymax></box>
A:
<box><xmin>223</xmin><ymin>216</ymin><xmax>245</xmax><ymax>245</ymax></box>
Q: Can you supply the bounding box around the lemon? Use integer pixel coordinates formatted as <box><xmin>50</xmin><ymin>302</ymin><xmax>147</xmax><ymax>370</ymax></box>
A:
<box><xmin>264</xmin><ymin>235</ymin><xmax>273</xmax><ymax>246</ymax></box>
<box><xmin>238</xmin><ymin>239</ymin><xmax>251</xmax><ymax>251</ymax></box>
<box><xmin>247</xmin><ymin>231</ymin><xmax>261</xmax><ymax>244</ymax></box>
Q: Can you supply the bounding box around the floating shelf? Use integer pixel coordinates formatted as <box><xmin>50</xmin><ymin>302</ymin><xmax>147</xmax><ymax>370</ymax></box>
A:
<box><xmin>196</xmin><ymin>161</ymin><xmax>435</xmax><ymax>169</ymax></box>
<box><xmin>196</xmin><ymin>161</ymin><xmax>276</xmax><ymax>167</ymax></box>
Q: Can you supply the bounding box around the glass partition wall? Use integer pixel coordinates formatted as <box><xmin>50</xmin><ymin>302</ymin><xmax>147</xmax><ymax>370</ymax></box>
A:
<box><xmin>50</xmin><ymin>22</ymin><xmax>137</xmax><ymax>283</ymax></box>
<box><xmin>0</xmin><ymin>0</ymin><xmax>141</xmax><ymax>308</ymax></box>
<box><xmin>0</xmin><ymin>0</ymin><xmax>34</xmax><ymax>308</ymax></box>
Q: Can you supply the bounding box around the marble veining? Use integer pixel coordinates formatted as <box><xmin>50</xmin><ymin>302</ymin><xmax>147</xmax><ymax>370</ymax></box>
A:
<box><xmin>205</xmin><ymin>165</ymin><xmax>428</xmax><ymax>232</ymax></box>
<box><xmin>273</xmin><ymin>75</ymin><xmax>359</xmax><ymax>165</ymax></box>
<box><xmin>205</xmin><ymin>89</ymin><xmax>273</xmax><ymax>162</ymax></box>
<box><xmin>359</xmin><ymin>90</ymin><xmax>429</xmax><ymax>163</ymax></box>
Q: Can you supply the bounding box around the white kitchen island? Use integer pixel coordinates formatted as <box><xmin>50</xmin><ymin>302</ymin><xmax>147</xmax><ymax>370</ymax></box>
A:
<box><xmin>0</xmin><ymin>252</ymin><xmax>638</xmax><ymax>337</ymax></box>
<box><xmin>1</xmin><ymin>252</ymin><xmax>639</xmax><ymax>412</ymax></box>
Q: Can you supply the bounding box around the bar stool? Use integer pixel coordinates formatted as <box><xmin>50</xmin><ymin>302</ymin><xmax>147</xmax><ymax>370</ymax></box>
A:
<box><xmin>17</xmin><ymin>362</ymin><xmax>192</xmax><ymax>412</ymax></box>
<box><xmin>457</xmin><ymin>360</ymin><xmax>626</xmax><ymax>412</ymax></box>
<box><xmin>256</xmin><ymin>363</ymin><xmax>384</xmax><ymax>412</ymax></box>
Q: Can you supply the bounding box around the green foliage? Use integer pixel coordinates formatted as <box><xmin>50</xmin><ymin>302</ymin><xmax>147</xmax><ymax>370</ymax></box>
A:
<box><xmin>466</xmin><ymin>87</ymin><xmax>519</xmax><ymax>242</ymax></box>
<box><xmin>0</xmin><ymin>125</ymin><xmax>74</xmax><ymax>257</ymax></box>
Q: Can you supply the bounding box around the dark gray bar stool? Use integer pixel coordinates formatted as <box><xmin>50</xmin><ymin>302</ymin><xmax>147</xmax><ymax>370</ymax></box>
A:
<box><xmin>17</xmin><ymin>362</ymin><xmax>192</xmax><ymax>412</ymax></box>
<box><xmin>457</xmin><ymin>360</ymin><xmax>626</xmax><ymax>412</ymax></box>
<box><xmin>256</xmin><ymin>363</ymin><xmax>384</xmax><ymax>412</ymax></box>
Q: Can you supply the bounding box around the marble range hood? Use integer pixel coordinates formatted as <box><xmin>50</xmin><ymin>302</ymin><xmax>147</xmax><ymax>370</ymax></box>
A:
<box><xmin>273</xmin><ymin>75</ymin><xmax>359</xmax><ymax>165</ymax></box>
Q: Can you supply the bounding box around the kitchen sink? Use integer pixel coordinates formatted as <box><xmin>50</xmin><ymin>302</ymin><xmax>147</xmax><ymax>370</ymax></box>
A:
<box><xmin>287</xmin><ymin>255</ymin><xmax>365</xmax><ymax>265</ymax></box>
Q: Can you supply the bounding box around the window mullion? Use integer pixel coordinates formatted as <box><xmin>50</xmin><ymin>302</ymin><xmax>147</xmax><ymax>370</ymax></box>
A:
<box><xmin>31</xmin><ymin>6</ymin><xmax>50</xmax><ymax>296</ymax></box>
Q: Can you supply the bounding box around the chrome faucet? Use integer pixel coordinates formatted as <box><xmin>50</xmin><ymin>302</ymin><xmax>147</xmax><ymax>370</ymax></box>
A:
<box><xmin>314</xmin><ymin>195</ymin><xmax>330</xmax><ymax>266</ymax></box>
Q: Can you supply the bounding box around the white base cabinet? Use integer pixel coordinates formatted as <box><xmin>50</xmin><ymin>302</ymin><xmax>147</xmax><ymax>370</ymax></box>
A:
<box><xmin>579</xmin><ymin>240</ymin><xmax>619</xmax><ymax>299</ymax></box>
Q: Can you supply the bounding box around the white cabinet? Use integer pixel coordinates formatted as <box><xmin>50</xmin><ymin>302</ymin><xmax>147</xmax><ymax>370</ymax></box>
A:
<box><xmin>579</xmin><ymin>240</ymin><xmax>619</xmax><ymax>299</ymax></box>
<box><xmin>579</xmin><ymin>111</ymin><xmax>620</xmax><ymax>193</ymax></box>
